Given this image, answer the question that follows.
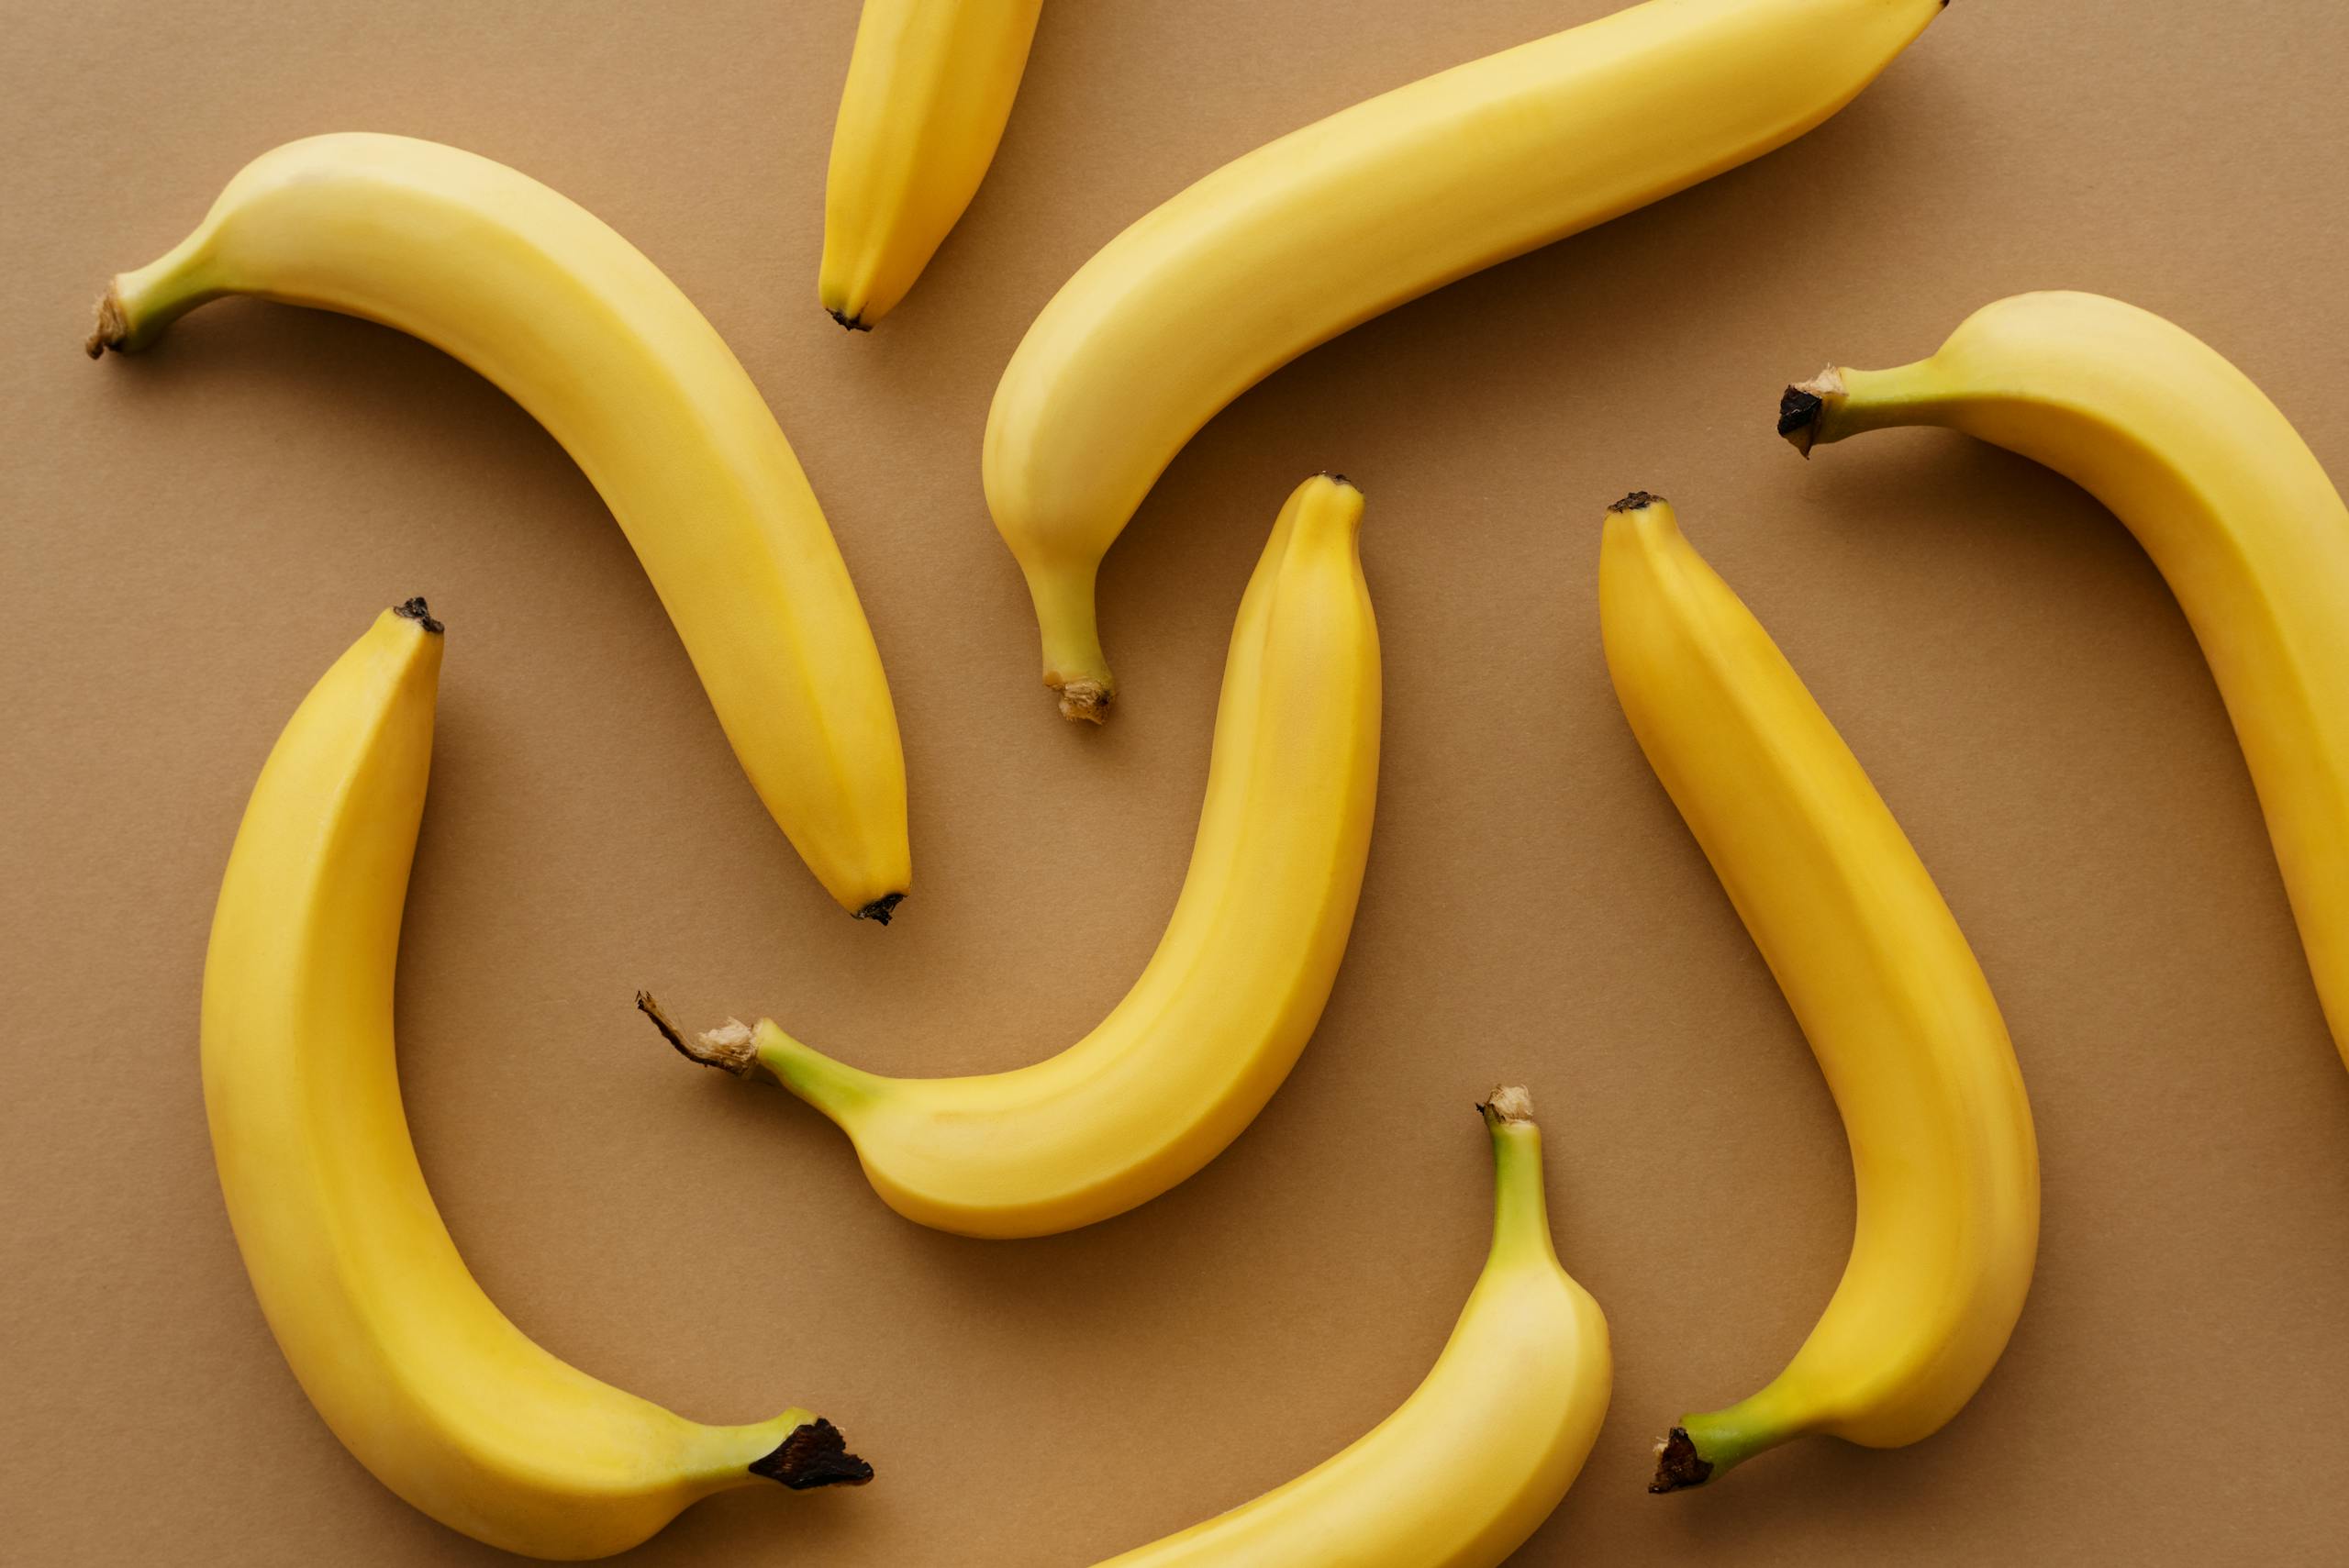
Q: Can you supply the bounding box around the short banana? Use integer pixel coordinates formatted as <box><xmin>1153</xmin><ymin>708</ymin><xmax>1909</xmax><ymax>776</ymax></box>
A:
<box><xmin>654</xmin><ymin>474</ymin><xmax>1378</xmax><ymax>1237</ymax></box>
<box><xmin>985</xmin><ymin>0</ymin><xmax>1949</xmax><ymax>722</ymax></box>
<box><xmin>92</xmin><ymin>132</ymin><xmax>911</xmax><ymax>920</ymax></box>
<box><xmin>1088</xmin><ymin>1088</ymin><xmax>1609</xmax><ymax>1568</ymax></box>
<box><xmin>202</xmin><ymin>602</ymin><xmax>870</xmax><ymax>1560</ymax></box>
<box><xmin>1598</xmin><ymin>496</ymin><xmax>2038</xmax><ymax>1491</ymax></box>
<box><xmin>1782</xmin><ymin>290</ymin><xmax>2349</xmax><ymax>1075</ymax></box>
<box><xmin>820</xmin><ymin>0</ymin><xmax>1043</xmax><ymax>329</ymax></box>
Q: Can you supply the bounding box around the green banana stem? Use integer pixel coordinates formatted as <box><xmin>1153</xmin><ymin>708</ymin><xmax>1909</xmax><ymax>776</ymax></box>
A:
<box><xmin>638</xmin><ymin>994</ymin><xmax>878</xmax><ymax>1124</ymax></box>
<box><xmin>1021</xmin><ymin>560</ymin><xmax>1115</xmax><ymax>722</ymax></box>
<box><xmin>88</xmin><ymin>236</ymin><xmax>222</xmax><ymax>357</ymax></box>
<box><xmin>1651</xmin><ymin>1388</ymin><xmax>1813</xmax><ymax>1492</ymax></box>
<box><xmin>1776</xmin><ymin>363</ymin><xmax>1951</xmax><ymax>456</ymax></box>
<box><xmin>752</xmin><ymin>1020</ymin><xmax>883</xmax><ymax>1121</ymax></box>
<box><xmin>1482</xmin><ymin>1088</ymin><xmax>1559</xmax><ymax>1271</ymax></box>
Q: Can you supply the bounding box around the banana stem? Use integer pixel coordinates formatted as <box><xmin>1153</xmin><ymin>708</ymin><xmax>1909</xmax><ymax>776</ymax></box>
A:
<box><xmin>87</xmin><ymin>238</ymin><xmax>222</xmax><ymax>357</ymax></box>
<box><xmin>1651</xmin><ymin>1390</ymin><xmax>1809</xmax><ymax>1492</ymax></box>
<box><xmin>1482</xmin><ymin>1087</ymin><xmax>1559</xmax><ymax>1270</ymax></box>
<box><xmin>640</xmin><ymin>994</ymin><xmax>878</xmax><ymax>1123</ymax></box>
<box><xmin>1776</xmin><ymin>362</ymin><xmax>1950</xmax><ymax>456</ymax></box>
<box><xmin>753</xmin><ymin>1019</ymin><xmax>883</xmax><ymax>1122</ymax></box>
<box><xmin>1021</xmin><ymin>561</ymin><xmax>1115</xmax><ymax>723</ymax></box>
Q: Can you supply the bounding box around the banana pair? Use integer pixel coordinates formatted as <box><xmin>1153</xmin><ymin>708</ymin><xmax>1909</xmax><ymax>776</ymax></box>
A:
<box><xmin>1631</xmin><ymin>287</ymin><xmax>2349</xmax><ymax>1486</ymax></box>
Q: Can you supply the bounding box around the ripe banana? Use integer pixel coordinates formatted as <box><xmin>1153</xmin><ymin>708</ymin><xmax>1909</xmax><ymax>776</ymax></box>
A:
<box><xmin>1088</xmin><ymin>1088</ymin><xmax>1609</xmax><ymax>1567</ymax></box>
<box><xmin>985</xmin><ymin>0</ymin><xmax>1950</xmax><ymax>722</ymax></box>
<box><xmin>91</xmin><ymin>132</ymin><xmax>911</xmax><ymax>921</ymax></box>
<box><xmin>820</xmin><ymin>0</ymin><xmax>1043</xmax><ymax>329</ymax></box>
<box><xmin>653</xmin><ymin>474</ymin><xmax>1378</xmax><ymax>1238</ymax></box>
<box><xmin>1598</xmin><ymin>496</ymin><xmax>2038</xmax><ymax>1491</ymax></box>
<box><xmin>202</xmin><ymin>602</ymin><xmax>871</xmax><ymax>1560</ymax></box>
<box><xmin>1782</xmin><ymin>290</ymin><xmax>2349</xmax><ymax>1075</ymax></box>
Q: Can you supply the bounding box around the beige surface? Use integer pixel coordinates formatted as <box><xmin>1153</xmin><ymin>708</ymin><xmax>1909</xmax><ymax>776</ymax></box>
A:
<box><xmin>6</xmin><ymin>1</ymin><xmax>2349</xmax><ymax>1562</ymax></box>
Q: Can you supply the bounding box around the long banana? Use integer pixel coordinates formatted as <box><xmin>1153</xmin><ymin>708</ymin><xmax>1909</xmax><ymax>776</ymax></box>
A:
<box><xmin>653</xmin><ymin>474</ymin><xmax>1378</xmax><ymax>1238</ymax></box>
<box><xmin>202</xmin><ymin>602</ymin><xmax>871</xmax><ymax>1561</ymax></box>
<box><xmin>1781</xmin><ymin>290</ymin><xmax>2349</xmax><ymax>1074</ymax></box>
<box><xmin>91</xmin><ymin>132</ymin><xmax>911</xmax><ymax>920</ymax></box>
<box><xmin>820</xmin><ymin>0</ymin><xmax>1043</xmax><ymax>329</ymax></box>
<box><xmin>1087</xmin><ymin>1088</ymin><xmax>1609</xmax><ymax>1568</ymax></box>
<box><xmin>985</xmin><ymin>0</ymin><xmax>1949</xmax><ymax>722</ymax></box>
<box><xmin>1598</xmin><ymin>496</ymin><xmax>2038</xmax><ymax>1491</ymax></box>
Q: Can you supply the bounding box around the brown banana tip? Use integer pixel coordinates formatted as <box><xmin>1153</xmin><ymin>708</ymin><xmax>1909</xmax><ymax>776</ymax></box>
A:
<box><xmin>1648</xmin><ymin>1428</ymin><xmax>1714</xmax><ymax>1494</ymax></box>
<box><xmin>854</xmin><ymin>893</ymin><xmax>905</xmax><ymax>926</ymax></box>
<box><xmin>636</xmin><ymin>992</ymin><xmax>758</xmax><ymax>1076</ymax></box>
<box><xmin>828</xmin><ymin>308</ymin><xmax>872</xmax><ymax>333</ymax></box>
<box><xmin>86</xmin><ymin>285</ymin><xmax>128</xmax><ymax>359</ymax></box>
<box><xmin>1778</xmin><ymin>367</ymin><xmax>1847</xmax><ymax>458</ymax></box>
<box><xmin>750</xmin><ymin>1418</ymin><xmax>874</xmax><ymax>1490</ymax></box>
<box><xmin>393</xmin><ymin>597</ymin><xmax>445</xmax><ymax>634</ymax></box>
<box><xmin>1607</xmin><ymin>491</ymin><xmax>1665</xmax><ymax>515</ymax></box>
<box><xmin>1056</xmin><ymin>679</ymin><xmax>1110</xmax><ymax>725</ymax></box>
<box><xmin>1776</xmin><ymin>387</ymin><xmax>1825</xmax><ymax>457</ymax></box>
<box><xmin>1479</xmin><ymin>1085</ymin><xmax>1536</xmax><ymax>1126</ymax></box>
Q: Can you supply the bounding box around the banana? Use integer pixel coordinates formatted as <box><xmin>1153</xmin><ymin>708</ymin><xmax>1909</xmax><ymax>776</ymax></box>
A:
<box><xmin>91</xmin><ymin>132</ymin><xmax>911</xmax><ymax>921</ymax></box>
<box><xmin>820</xmin><ymin>0</ymin><xmax>1043</xmax><ymax>329</ymax></box>
<box><xmin>1087</xmin><ymin>1088</ymin><xmax>1609</xmax><ymax>1568</ymax></box>
<box><xmin>1781</xmin><ymin>289</ymin><xmax>2349</xmax><ymax>1074</ymax></box>
<box><xmin>985</xmin><ymin>0</ymin><xmax>1949</xmax><ymax>722</ymax></box>
<box><xmin>1598</xmin><ymin>496</ymin><xmax>2038</xmax><ymax>1491</ymax></box>
<box><xmin>202</xmin><ymin>602</ymin><xmax>871</xmax><ymax>1560</ymax></box>
<box><xmin>652</xmin><ymin>474</ymin><xmax>1378</xmax><ymax>1237</ymax></box>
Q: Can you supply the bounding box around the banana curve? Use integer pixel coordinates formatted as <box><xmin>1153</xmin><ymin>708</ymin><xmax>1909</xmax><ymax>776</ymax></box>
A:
<box><xmin>92</xmin><ymin>132</ymin><xmax>910</xmax><ymax>918</ymax></box>
<box><xmin>1599</xmin><ymin>498</ymin><xmax>2037</xmax><ymax>1491</ymax></box>
<box><xmin>660</xmin><ymin>475</ymin><xmax>1378</xmax><ymax>1237</ymax></box>
<box><xmin>1088</xmin><ymin>1089</ymin><xmax>1609</xmax><ymax>1567</ymax></box>
<box><xmin>985</xmin><ymin>0</ymin><xmax>1950</xmax><ymax>718</ymax></box>
<box><xmin>203</xmin><ymin>602</ymin><xmax>869</xmax><ymax>1559</ymax></box>
<box><xmin>1782</xmin><ymin>290</ymin><xmax>2349</xmax><ymax>1073</ymax></box>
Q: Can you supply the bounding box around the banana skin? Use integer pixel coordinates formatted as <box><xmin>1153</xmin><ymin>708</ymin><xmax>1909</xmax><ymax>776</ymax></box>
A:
<box><xmin>820</xmin><ymin>0</ymin><xmax>1043</xmax><ymax>329</ymax></box>
<box><xmin>92</xmin><ymin>132</ymin><xmax>911</xmax><ymax>920</ymax></box>
<box><xmin>653</xmin><ymin>475</ymin><xmax>1378</xmax><ymax>1238</ymax></box>
<box><xmin>986</xmin><ymin>0</ymin><xmax>1950</xmax><ymax>721</ymax></box>
<box><xmin>202</xmin><ymin>603</ymin><xmax>869</xmax><ymax>1559</ymax></box>
<box><xmin>1087</xmin><ymin>1089</ymin><xmax>1610</xmax><ymax>1567</ymax></box>
<box><xmin>1599</xmin><ymin>497</ymin><xmax>2038</xmax><ymax>1491</ymax></box>
<box><xmin>1783</xmin><ymin>290</ymin><xmax>2349</xmax><ymax>1078</ymax></box>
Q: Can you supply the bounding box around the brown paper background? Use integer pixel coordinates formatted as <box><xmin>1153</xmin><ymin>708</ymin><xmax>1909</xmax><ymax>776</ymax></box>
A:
<box><xmin>7</xmin><ymin>1</ymin><xmax>2349</xmax><ymax>1562</ymax></box>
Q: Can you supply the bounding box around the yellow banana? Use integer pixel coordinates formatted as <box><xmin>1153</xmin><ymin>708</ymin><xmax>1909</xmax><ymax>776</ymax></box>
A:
<box><xmin>91</xmin><ymin>132</ymin><xmax>911</xmax><ymax>920</ymax></box>
<box><xmin>1088</xmin><ymin>1088</ymin><xmax>1609</xmax><ymax>1568</ymax></box>
<box><xmin>1782</xmin><ymin>289</ymin><xmax>2349</xmax><ymax>1074</ymax></box>
<box><xmin>820</xmin><ymin>0</ymin><xmax>1043</xmax><ymax>329</ymax></box>
<box><xmin>201</xmin><ymin>602</ymin><xmax>870</xmax><ymax>1561</ymax></box>
<box><xmin>985</xmin><ymin>0</ymin><xmax>1949</xmax><ymax>722</ymax></box>
<box><xmin>1598</xmin><ymin>496</ymin><xmax>2038</xmax><ymax>1491</ymax></box>
<box><xmin>653</xmin><ymin>474</ymin><xmax>1378</xmax><ymax>1237</ymax></box>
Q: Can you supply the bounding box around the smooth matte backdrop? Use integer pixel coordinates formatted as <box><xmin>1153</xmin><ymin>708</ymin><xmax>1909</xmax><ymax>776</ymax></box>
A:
<box><xmin>6</xmin><ymin>1</ymin><xmax>2347</xmax><ymax>1562</ymax></box>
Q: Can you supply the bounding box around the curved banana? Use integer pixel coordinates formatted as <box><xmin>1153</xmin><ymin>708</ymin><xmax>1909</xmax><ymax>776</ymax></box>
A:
<box><xmin>202</xmin><ymin>602</ymin><xmax>871</xmax><ymax>1559</ymax></box>
<box><xmin>1598</xmin><ymin>496</ymin><xmax>2038</xmax><ymax>1491</ymax></box>
<box><xmin>91</xmin><ymin>132</ymin><xmax>910</xmax><ymax>921</ymax></box>
<box><xmin>1089</xmin><ymin>1088</ymin><xmax>1609</xmax><ymax>1567</ymax></box>
<box><xmin>820</xmin><ymin>0</ymin><xmax>1043</xmax><ymax>329</ymax></box>
<box><xmin>985</xmin><ymin>0</ymin><xmax>1950</xmax><ymax>722</ymax></box>
<box><xmin>654</xmin><ymin>474</ymin><xmax>1378</xmax><ymax>1237</ymax></box>
<box><xmin>1782</xmin><ymin>290</ymin><xmax>2349</xmax><ymax>1073</ymax></box>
